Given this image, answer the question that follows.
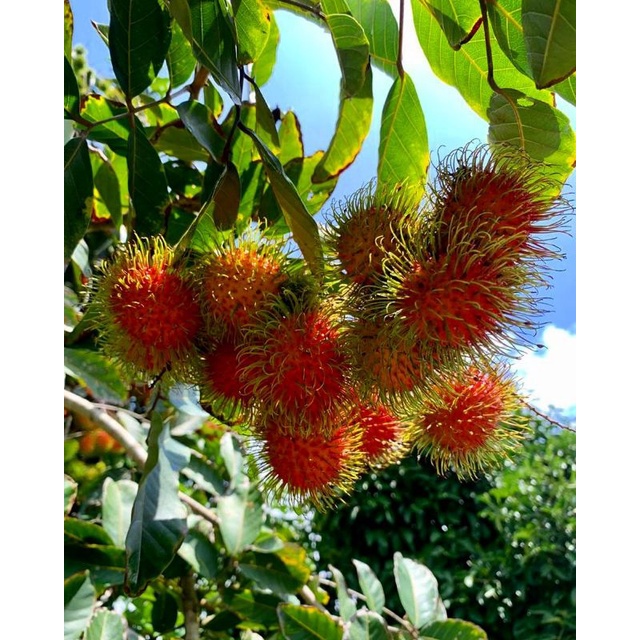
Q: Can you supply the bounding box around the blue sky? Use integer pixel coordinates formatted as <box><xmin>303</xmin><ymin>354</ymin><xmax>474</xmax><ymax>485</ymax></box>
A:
<box><xmin>69</xmin><ymin>0</ymin><xmax>576</xmax><ymax>419</ymax></box>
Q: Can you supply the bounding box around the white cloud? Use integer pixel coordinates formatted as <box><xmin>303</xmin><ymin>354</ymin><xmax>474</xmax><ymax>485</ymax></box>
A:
<box><xmin>513</xmin><ymin>325</ymin><xmax>576</xmax><ymax>420</ymax></box>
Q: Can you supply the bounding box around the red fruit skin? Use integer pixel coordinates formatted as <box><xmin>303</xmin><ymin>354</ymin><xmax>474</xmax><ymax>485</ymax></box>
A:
<box><xmin>78</xmin><ymin>429</ymin><xmax>124</xmax><ymax>456</ymax></box>
<box><xmin>199</xmin><ymin>246</ymin><xmax>286</xmax><ymax>336</ymax></box>
<box><xmin>244</xmin><ymin>309</ymin><xmax>349</xmax><ymax>431</ymax></box>
<box><xmin>352</xmin><ymin>400</ymin><xmax>408</xmax><ymax>467</ymax></box>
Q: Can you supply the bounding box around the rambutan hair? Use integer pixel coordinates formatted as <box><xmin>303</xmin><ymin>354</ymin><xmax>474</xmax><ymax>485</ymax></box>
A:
<box><xmin>90</xmin><ymin>235</ymin><xmax>203</xmax><ymax>380</ymax></box>
<box><xmin>407</xmin><ymin>363</ymin><xmax>529</xmax><ymax>479</ymax></box>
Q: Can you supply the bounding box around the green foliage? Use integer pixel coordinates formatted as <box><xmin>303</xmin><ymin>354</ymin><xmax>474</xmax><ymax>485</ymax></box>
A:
<box><xmin>63</xmin><ymin>1</ymin><xmax>575</xmax><ymax>637</ymax></box>
<box><xmin>314</xmin><ymin>417</ymin><xmax>576</xmax><ymax>639</ymax></box>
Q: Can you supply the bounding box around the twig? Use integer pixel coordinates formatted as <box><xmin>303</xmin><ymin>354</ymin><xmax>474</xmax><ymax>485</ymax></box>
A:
<box><xmin>180</xmin><ymin>573</ymin><xmax>201</xmax><ymax>640</ymax></box>
<box><xmin>299</xmin><ymin>585</ymin><xmax>329</xmax><ymax>613</ymax></box>
<box><xmin>276</xmin><ymin>0</ymin><xmax>326</xmax><ymax>21</ymax></box>
<box><xmin>521</xmin><ymin>399</ymin><xmax>576</xmax><ymax>433</ymax></box>
<box><xmin>396</xmin><ymin>0</ymin><xmax>405</xmax><ymax>78</ymax></box>
<box><xmin>63</xmin><ymin>390</ymin><xmax>221</xmax><ymax>526</ymax></box>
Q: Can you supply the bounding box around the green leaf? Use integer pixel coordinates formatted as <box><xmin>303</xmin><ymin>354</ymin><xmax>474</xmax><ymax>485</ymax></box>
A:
<box><xmin>90</xmin><ymin>152</ymin><xmax>123</xmax><ymax>227</ymax></box>
<box><xmin>93</xmin><ymin>22</ymin><xmax>110</xmax><ymax>46</ymax></box>
<box><xmin>522</xmin><ymin>0</ymin><xmax>576</xmax><ymax>89</ymax></box>
<box><xmin>278</xmin><ymin>111</ymin><xmax>304</xmax><ymax>165</ymax></box>
<box><xmin>233</xmin><ymin>0</ymin><xmax>272</xmax><ymax>64</ymax></box>
<box><xmin>485</xmin><ymin>0</ymin><xmax>530</xmax><ymax>77</ymax></box>
<box><xmin>128</xmin><ymin>120</ymin><xmax>171</xmax><ymax>236</ymax></box>
<box><xmin>253</xmin><ymin>10</ymin><xmax>280</xmax><ymax>85</ymax></box>
<box><xmin>102</xmin><ymin>478</ymin><xmax>138</xmax><ymax>548</ymax></box>
<box><xmin>420</xmin><ymin>0</ymin><xmax>481</xmax><ymax>49</ymax></box>
<box><xmin>328</xmin><ymin>564</ymin><xmax>356</xmax><ymax>621</ymax></box>
<box><xmin>487</xmin><ymin>89</ymin><xmax>576</xmax><ymax>183</ymax></box>
<box><xmin>312</xmin><ymin>64</ymin><xmax>373</xmax><ymax>182</ymax></box>
<box><xmin>154</xmin><ymin>126</ymin><xmax>211</xmax><ymax>164</ymax></box>
<box><xmin>108</xmin><ymin>0</ymin><xmax>171</xmax><ymax>97</ymax></box>
<box><xmin>167</xmin><ymin>19</ymin><xmax>197</xmax><ymax>87</ymax></box>
<box><xmin>353</xmin><ymin>559</ymin><xmax>385</xmax><ymax>613</ymax></box>
<box><xmin>125</xmin><ymin>415</ymin><xmax>188</xmax><ymax>596</ymax></box>
<box><xmin>168</xmin><ymin>0</ymin><xmax>242</xmax><ymax>102</ymax></box>
<box><xmin>278</xmin><ymin>604</ymin><xmax>343</xmax><ymax>640</ymax></box>
<box><xmin>285</xmin><ymin>153</ymin><xmax>338</xmax><ymax>215</ymax></box>
<box><xmin>217</xmin><ymin>480</ymin><xmax>264</xmax><ymax>555</ymax></box>
<box><xmin>377</xmin><ymin>72</ymin><xmax>429</xmax><ymax>204</ymax></box>
<box><xmin>239</xmin><ymin>544</ymin><xmax>310</xmax><ymax>597</ymax></box>
<box><xmin>231</xmin><ymin>590</ymin><xmax>281</xmax><ymax>629</ymax></box>
<box><xmin>554</xmin><ymin>73</ymin><xmax>575</xmax><ymax>105</ymax></box>
<box><xmin>64</xmin><ymin>0</ymin><xmax>74</xmax><ymax>60</ymax></box>
<box><xmin>65</xmin><ymin>475</ymin><xmax>78</xmax><ymax>515</ymax></box>
<box><xmin>176</xmin><ymin>99</ymin><xmax>226</xmax><ymax>161</ymax></box>
<box><xmin>64</xmin><ymin>545</ymin><xmax>126</xmax><ymax>589</ymax></box>
<box><xmin>212</xmin><ymin>162</ymin><xmax>242</xmax><ymax>230</ymax></box>
<box><xmin>393</xmin><ymin>553</ymin><xmax>440</xmax><ymax>630</ymax></box>
<box><xmin>64</xmin><ymin>138</ymin><xmax>93</xmax><ymax>261</ymax></box>
<box><xmin>220</xmin><ymin>430</ymin><xmax>245</xmax><ymax>487</ymax></box>
<box><xmin>255</xmin><ymin>84</ymin><xmax>280</xmax><ymax>152</ymax></box>
<box><xmin>64</xmin><ymin>571</ymin><xmax>96</xmax><ymax>640</ymax></box>
<box><xmin>80</xmin><ymin>96</ymin><xmax>131</xmax><ymax>153</ymax></box>
<box><xmin>326</xmin><ymin>13</ymin><xmax>370</xmax><ymax>97</ymax></box>
<box><xmin>349</xmin><ymin>611</ymin><xmax>390</xmax><ymax>640</ymax></box>
<box><xmin>181</xmin><ymin>456</ymin><xmax>226</xmax><ymax>496</ymax></box>
<box><xmin>243</xmin><ymin>127</ymin><xmax>323</xmax><ymax>277</ymax></box>
<box><xmin>64</xmin><ymin>56</ymin><xmax>80</xmax><ymax>117</ymax></box>
<box><xmin>178</xmin><ymin>521</ymin><xmax>219</xmax><ymax>579</ymax></box>
<box><xmin>65</xmin><ymin>517</ymin><xmax>115</xmax><ymax>547</ymax></box>
<box><xmin>64</xmin><ymin>347</ymin><xmax>129</xmax><ymax>404</ymax></box>
<box><xmin>411</xmin><ymin>0</ymin><xmax>553</xmax><ymax>120</ymax></box>
<box><xmin>345</xmin><ymin>0</ymin><xmax>398</xmax><ymax>77</ymax></box>
<box><xmin>421</xmin><ymin>619</ymin><xmax>488</xmax><ymax>639</ymax></box>
<box><xmin>85</xmin><ymin>609</ymin><xmax>126</xmax><ymax>640</ymax></box>
<box><xmin>204</xmin><ymin>83</ymin><xmax>226</xmax><ymax>119</ymax></box>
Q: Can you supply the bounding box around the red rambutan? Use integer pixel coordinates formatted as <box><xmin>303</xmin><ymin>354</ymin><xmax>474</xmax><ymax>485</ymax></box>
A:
<box><xmin>408</xmin><ymin>364</ymin><xmax>528</xmax><ymax>479</ymax></box>
<box><xmin>196</xmin><ymin>238</ymin><xmax>288</xmax><ymax>337</ymax></box>
<box><xmin>430</xmin><ymin>144</ymin><xmax>571</xmax><ymax>264</ymax></box>
<box><xmin>241</xmin><ymin>304</ymin><xmax>350</xmax><ymax>432</ymax></box>
<box><xmin>92</xmin><ymin>236</ymin><xmax>203</xmax><ymax>378</ymax></box>
<box><xmin>257</xmin><ymin>420</ymin><xmax>364</xmax><ymax>510</ymax></box>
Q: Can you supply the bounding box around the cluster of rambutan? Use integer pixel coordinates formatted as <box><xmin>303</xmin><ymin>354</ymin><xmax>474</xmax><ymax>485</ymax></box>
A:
<box><xmin>89</xmin><ymin>143</ymin><xmax>571</xmax><ymax>510</ymax></box>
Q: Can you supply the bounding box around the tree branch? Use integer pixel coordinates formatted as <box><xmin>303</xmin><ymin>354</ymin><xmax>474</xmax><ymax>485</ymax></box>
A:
<box><xmin>521</xmin><ymin>399</ymin><xmax>576</xmax><ymax>433</ymax></box>
<box><xmin>63</xmin><ymin>390</ymin><xmax>220</xmax><ymax>525</ymax></box>
<box><xmin>180</xmin><ymin>573</ymin><xmax>201</xmax><ymax>640</ymax></box>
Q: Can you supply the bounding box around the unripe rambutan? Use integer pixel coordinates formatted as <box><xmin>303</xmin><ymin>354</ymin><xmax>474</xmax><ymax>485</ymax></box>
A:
<box><xmin>408</xmin><ymin>364</ymin><xmax>528</xmax><ymax>479</ymax></box>
<box><xmin>256</xmin><ymin>420</ymin><xmax>364</xmax><ymax>510</ymax></box>
<box><xmin>324</xmin><ymin>181</ymin><xmax>424</xmax><ymax>289</ymax></box>
<box><xmin>241</xmin><ymin>303</ymin><xmax>350</xmax><ymax>433</ymax></box>
<box><xmin>430</xmin><ymin>144</ymin><xmax>571</xmax><ymax>264</ymax></box>
<box><xmin>92</xmin><ymin>236</ymin><xmax>203</xmax><ymax>379</ymax></box>
<box><xmin>196</xmin><ymin>237</ymin><xmax>288</xmax><ymax>337</ymax></box>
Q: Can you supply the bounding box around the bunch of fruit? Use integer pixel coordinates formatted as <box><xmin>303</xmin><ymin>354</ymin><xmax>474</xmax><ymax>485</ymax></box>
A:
<box><xmin>89</xmin><ymin>144</ymin><xmax>571</xmax><ymax>509</ymax></box>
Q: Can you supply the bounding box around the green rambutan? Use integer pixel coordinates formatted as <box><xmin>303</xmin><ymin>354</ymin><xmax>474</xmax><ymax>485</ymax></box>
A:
<box><xmin>91</xmin><ymin>236</ymin><xmax>203</xmax><ymax>379</ymax></box>
<box><xmin>256</xmin><ymin>420</ymin><xmax>364</xmax><ymax>510</ymax></box>
<box><xmin>408</xmin><ymin>364</ymin><xmax>528</xmax><ymax>479</ymax></box>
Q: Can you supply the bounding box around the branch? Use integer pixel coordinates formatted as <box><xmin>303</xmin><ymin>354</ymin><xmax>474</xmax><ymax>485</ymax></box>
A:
<box><xmin>180</xmin><ymin>573</ymin><xmax>201</xmax><ymax>640</ymax></box>
<box><xmin>396</xmin><ymin>0</ymin><xmax>405</xmax><ymax>78</ymax></box>
<box><xmin>63</xmin><ymin>390</ymin><xmax>220</xmax><ymax>525</ymax></box>
<box><xmin>521</xmin><ymin>399</ymin><xmax>576</xmax><ymax>433</ymax></box>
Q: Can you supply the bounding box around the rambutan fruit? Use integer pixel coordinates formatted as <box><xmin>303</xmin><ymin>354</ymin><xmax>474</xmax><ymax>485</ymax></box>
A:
<box><xmin>241</xmin><ymin>303</ymin><xmax>350</xmax><ymax>433</ymax></box>
<box><xmin>429</xmin><ymin>144</ymin><xmax>571</xmax><ymax>265</ymax></box>
<box><xmin>256</xmin><ymin>420</ymin><xmax>364</xmax><ymax>510</ymax></box>
<box><xmin>92</xmin><ymin>236</ymin><xmax>203</xmax><ymax>379</ymax></box>
<box><xmin>196</xmin><ymin>236</ymin><xmax>289</xmax><ymax>337</ymax></box>
<box><xmin>323</xmin><ymin>181</ymin><xmax>424</xmax><ymax>289</ymax></box>
<box><xmin>346</xmin><ymin>397</ymin><xmax>409</xmax><ymax>469</ymax></box>
<box><xmin>408</xmin><ymin>364</ymin><xmax>528</xmax><ymax>479</ymax></box>
<box><xmin>345</xmin><ymin>316</ymin><xmax>430</xmax><ymax>400</ymax></box>
<box><xmin>198</xmin><ymin>336</ymin><xmax>254</xmax><ymax>417</ymax></box>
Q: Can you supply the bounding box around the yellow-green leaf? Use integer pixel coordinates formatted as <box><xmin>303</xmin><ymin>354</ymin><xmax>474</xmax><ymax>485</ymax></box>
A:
<box><xmin>419</xmin><ymin>0</ymin><xmax>481</xmax><ymax>49</ymax></box>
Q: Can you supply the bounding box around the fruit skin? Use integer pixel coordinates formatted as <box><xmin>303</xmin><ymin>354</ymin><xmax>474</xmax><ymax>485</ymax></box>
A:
<box><xmin>256</xmin><ymin>419</ymin><xmax>364</xmax><ymax>511</ymax></box>
<box><xmin>407</xmin><ymin>364</ymin><xmax>528</xmax><ymax>480</ymax></box>
<box><xmin>429</xmin><ymin>143</ymin><xmax>571</xmax><ymax>266</ymax></box>
<box><xmin>92</xmin><ymin>236</ymin><xmax>203</xmax><ymax>380</ymax></box>
<box><xmin>324</xmin><ymin>181</ymin><xmax>425</xmax><ymax>289</ymax></box>
<box><xmin>240</xmin><ymin>302</ymin><xmax>351</xmax><ymax>434</ymax></box>
<box><xmin>195</xmin><ymin>237</ymin><xmax>289</xmax><ymax>338</ymax></box>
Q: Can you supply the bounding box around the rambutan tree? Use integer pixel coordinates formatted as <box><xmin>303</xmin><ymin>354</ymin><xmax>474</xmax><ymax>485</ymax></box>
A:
<box><xmin>64</xmin><ymin>0</ymin><xmax>575</xmax><ymax>638</ymax></box>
